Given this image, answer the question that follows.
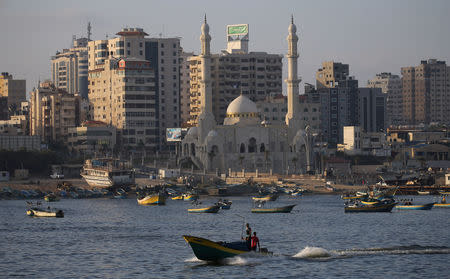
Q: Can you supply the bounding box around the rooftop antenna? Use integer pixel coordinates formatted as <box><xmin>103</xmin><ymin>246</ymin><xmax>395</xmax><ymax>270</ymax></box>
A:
<box><xmin>87</xmin><ymin>21</ymin><xmax>92</xmax><ymax>40</ymax></box>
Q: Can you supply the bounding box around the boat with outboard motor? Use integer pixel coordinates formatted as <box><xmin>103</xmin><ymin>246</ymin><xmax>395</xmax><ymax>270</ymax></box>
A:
<box><xmin>396</xmin><ymin>201</ymin><xmax>435</xmax><ymax>210</ymax></box>
<box><xmin>183</xmin><ymin>235</ymin><xmax>271</xmax><ymax>262</ymax></box>
<box><xmin>188</xmin><ymin>205</ymin><xmax>220</xmax><ymax>213</ymax></box>
<box><xmin>26</xmin><ymin>202</ymin><xmax>64</xmax><ymax>218</ymax></box>
<box><xmin>345</xmin><ymin>199</ymin><xmax>397</xmax><ymax>213</ymax></box>
<box><xmin>137</xmin><ymin>193</ymin><xmax>166</xmax><ymax>205</ymax></box>
<box><xmin>251</xmin><ymin>204</ymin><xmax>296</xmax><ymax>213</ymax></box>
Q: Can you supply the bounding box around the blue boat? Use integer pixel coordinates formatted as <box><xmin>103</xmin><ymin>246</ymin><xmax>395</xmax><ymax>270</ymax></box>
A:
<box><xmin>396</xmin><ymin>202</ymin><xmax>435</xmax><ymax>210</ymax></box>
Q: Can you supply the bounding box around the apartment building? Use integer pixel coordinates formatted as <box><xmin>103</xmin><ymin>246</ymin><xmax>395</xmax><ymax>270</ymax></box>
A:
<box><xmin>401</xmin><ymin>59</ymin><xmax>450</xmax><ymax>125</ymax></box>
<box><xmin>339</xmin><ymin>126</ymin><xmax>390</xmax><ymax>157</ymax></box>
<box><xmin>0</xmin><ymin>115</ymin><xmax>28</xmax><ymax>135</ymax></box>
<box><xmin>358</xmin><ymin>87</ymin><xmax>386</xmax><ymax>133</ymax></box>
<box><xmin>51</xmin><ymin>37</ymin><xmax>89</xmax><ymax>99</ymax></box>
<box><xmin>88</xmin><ymin>28</ymin><xmax>182</xmax><ymax>150</ymax></box>
<box><xmin>68</xmin><ymin>120</ymin><xmax>116</xmax><ymax>155</ymax></box>
<box><xmin>0</xmin><ymin>72</ymin><xmax>26</xmax><ymax>116</ymax></box>
<box><xmin>89</xmin><ymin>57</ymin><xmax>157</xmax><ymax>149</ymax></box>
<box><xmin>316</xmin><ymin>61</ymin><xmax>350</xmax><ymax>89</ymax></box>
<box><xmin>29</xmin><ymin>81</ymin><xmax>81</xmax><ymax>143</ymax></box>
<box><xmin>367</xmin><ymin>72</ymin><xmax>402</xmax><ymax>126</ymax></box>
<box><xmin>180</xmin><ymin>51</ymin><xmax>194</xmax><ymax>126</ymax></box>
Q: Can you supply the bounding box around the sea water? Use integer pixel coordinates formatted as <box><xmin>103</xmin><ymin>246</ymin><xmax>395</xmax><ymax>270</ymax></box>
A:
<box><xmin>0</xmin><ymin>195</ymin><xmax>449</xmax><ymax>278</ymax></box>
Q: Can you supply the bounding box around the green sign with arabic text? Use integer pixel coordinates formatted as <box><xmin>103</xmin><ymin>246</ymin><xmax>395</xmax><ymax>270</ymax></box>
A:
<box><xmin>227</xmin><ymin>24</ymin><xmax>248</xmax><ymax>35</ymax></box>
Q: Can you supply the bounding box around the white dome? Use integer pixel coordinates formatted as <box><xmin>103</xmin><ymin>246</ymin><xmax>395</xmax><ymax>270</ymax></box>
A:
<box><xmin>186</xmin><ymin>126</ymin><xmax>198</xmax><ymax>139</ymax></box>
<box><xmin>207</xmin><ymin>130</ymin><xmax>218</xmax><ymax>138</ymax></box>
<box><xmin>226</xmin><ymin>95</ymin><xmax>258</xmax><ymax>114</ymax></box>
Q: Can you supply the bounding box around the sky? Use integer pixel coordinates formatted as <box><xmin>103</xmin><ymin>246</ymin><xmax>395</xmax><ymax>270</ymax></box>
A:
<box><xmin>1</xmin><ymin>0</ymin><xmax>450</xmax><ymax>95</ymax></box>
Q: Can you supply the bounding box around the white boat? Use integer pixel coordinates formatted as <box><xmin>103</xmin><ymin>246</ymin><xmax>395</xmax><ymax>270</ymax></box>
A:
<box><xmin>81</xmin><ymin>158</ymin><xmax>135</xmax><ymax>188</ymax></box>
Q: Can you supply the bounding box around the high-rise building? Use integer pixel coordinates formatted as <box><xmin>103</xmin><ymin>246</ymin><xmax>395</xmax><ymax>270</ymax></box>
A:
<box><xmin>0</xmin><ymin>72</ymin><xmax>26</xmax><ymax>117</ymax></box>
<box><xmin>180</xmin><ymin>51</ymin><xmax>194</xmax><ymax>126</ymax></box>
<box><xmin>88</xmin><ymin>28</ymin><xmax>182</xmax><ymax>150</ymax></box>
<box><xmin>88</xmin><ymin>58</ymin><xmax>157</xmax><ymax>150</ymax></box>
<box><xmin>51</xmin><ymin>37</ymin><xmax>89</xmax><ymax>99</ymax></box>
<box><xmin>29</xmin><ymin>81</ymin><xmax>81</xmax><ymax>143</ymax></box>
<box><xmin>367</xmin><ymin>73</ymin><xmax>402</xmax><ymax>126</ymax></box>
<box><xmin>358</xmin><ymin>88</ymin><xmax>386</xmax><ymax>133</ymax></box>
<box><xmin>316</xmin><ymin>61</ymin><xmax>350</xmax><ymax>89</ymax></box>
<box><xmin>401</xmin><ymin>59</ymin><xmax>450</xmax><ymax>125</ymax></box>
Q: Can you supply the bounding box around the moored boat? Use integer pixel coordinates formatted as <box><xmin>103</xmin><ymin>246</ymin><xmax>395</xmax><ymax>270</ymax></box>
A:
<box><xmin>81</xmin><ymin>158</ymin><xmax>135</xmax><ymax>188</ymax></box>
<box><xmin>27</xmin><ymin>207</ymin><xmax>64</xmax><ymax>218</ymax></box>
<box><xmin>171</xmin><ymin>195</ymin><xmax>184</xmax><ymax>200</ymax></box>
<box><xmin>396</xmin><ymin>202</ymin><xmax>435</xmax><ymax>210</ymax></box>
<box><xmin>417</xmin><ymin>191</ymin><xmax>431</xmax><ymax>195</ymax></box>
<box><xmin>252</xmin><ymin>194</ymin><xmax>278</xmax><ymax>202</ymax></box>
<box><xmin>434</xmin><ymin>196</ymin><xmax>450</xmax><ymax>208</ymax></box>
<box><xmin>216</xmin><ymin>199</ymin><xmax>232</xmax><ymax>209</ymax></box>
<box><xmin>345</xmin><ymin>201</ymin><xmax>397</xmax><ymax>213</ymax></box>
<box><xmin>183</xmin><ymin>194</ymin><xmax>199</xmax><ymax>201</ymax></box>
<box><xmin>188</xmin><ymin>205</ymin><xmax>220</xmax><ymax>213</ymax></box>
<box><xmin>137</xmin><ymin>194</ymin><xmax>166</xmax><ymax>205</ymax></box>
<box><xmin>251</xmin><ymin>204</ymin><xmax>296</xmax><ymax>213</ymax></box>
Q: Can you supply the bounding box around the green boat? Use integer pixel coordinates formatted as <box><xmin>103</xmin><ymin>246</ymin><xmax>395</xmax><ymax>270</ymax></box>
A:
<box><xmin>183</xmin><ymin>235</ymin><xmax>270</xmax><ymax>262</ymax></box>
<box><xmin>251</xmin><ymin>204</ymin><xmax>296</xmax><ymax>213</ymax></box>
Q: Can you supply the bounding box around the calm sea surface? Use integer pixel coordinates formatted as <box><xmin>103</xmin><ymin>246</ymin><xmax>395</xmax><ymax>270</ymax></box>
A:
<box><xmin>1</xmin><ymin>195</ymin><xmax>449</xmax><ymax>278</ymax></box>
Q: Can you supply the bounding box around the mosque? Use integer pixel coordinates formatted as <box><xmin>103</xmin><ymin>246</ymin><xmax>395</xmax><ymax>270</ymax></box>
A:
<box><xmin>181</xmin><ymin>16</ymin><xmax>314</xmax><ymax>174</ymax></box>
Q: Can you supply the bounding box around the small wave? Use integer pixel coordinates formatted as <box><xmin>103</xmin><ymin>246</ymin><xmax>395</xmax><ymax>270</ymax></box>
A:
<box><xmin>292</xmin><ymin>247</ymin><xmax>331</xmax><ymax>258</ymax></box>
<box><xmin>222</xmin><ymin>256</ymin><xmax>249</xmax><ymax>265</ymax></box>
<box><xmin>184</xmin><ymin>256</ymin><xmax>202</xmax><ymax>263</ymax></box>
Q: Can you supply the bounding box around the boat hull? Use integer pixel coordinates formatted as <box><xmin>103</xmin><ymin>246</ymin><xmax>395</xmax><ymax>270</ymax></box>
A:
<box><xmin>345</xmin><ymin>202</ymin><xmax>397</xmax><ymax>213</ymax></box>
<box><xmin>396</xmin><ymin>203</ymin><xmax>435</xmax><ymax>210</ymax></box>
<box><xmin>44</xmin><ymin>195</ymin><xmax>60</xmax><ymax>202</ymax></box>
<box><xmin>137</xmin><ymin>194</ymin><xmax>166</xmax><ymax>205</ymax></box>
<box><xmin>434</xmin><ymin>203</ymin><xmax>450</xmax><ymax>208</ymax></box>
<box><xmin>27</xmin><ymin>208</ymin><xmax>64</xmax><ymax>218</ymax></box>
<box><xmin>188</xmin><ymin>205</ymin><xmax>220</xmax><ymax>213</ymax></box>
<box><xmin>251</xmin><ymin>204</ymin><xmax>296</xmax><ymax>213</ymax></box>
<box><xmin>183</xmin><ymin>235</ymin><xmax>247</xmax><ymax>261</ymax></box>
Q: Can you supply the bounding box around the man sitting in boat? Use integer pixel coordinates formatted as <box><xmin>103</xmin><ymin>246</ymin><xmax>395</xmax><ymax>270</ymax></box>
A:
<box><xmin>251</xmin><ymin>232</ymin><xmax>260</xmax><ymax>251</ymax></box>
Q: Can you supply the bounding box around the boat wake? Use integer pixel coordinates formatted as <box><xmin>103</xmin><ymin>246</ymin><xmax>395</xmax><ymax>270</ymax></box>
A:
<box><xmin>184</xmin><ymin>256</ymin><xmax>203</xmax><ymax>263</ymax></box>
<box><xmin>292</xmin><ymin>247</ymin><xmax>332</xmax><ymax>259</ymax></box>
<box><xmin>334</xmin><ymin>245</ymin><xmax>450</xmax><ymax>257</ymax></box>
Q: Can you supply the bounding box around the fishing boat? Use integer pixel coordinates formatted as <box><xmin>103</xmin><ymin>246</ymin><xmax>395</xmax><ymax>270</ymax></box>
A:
<box><xmin>183</xmin><ymin>235</ymin><xmax>270</xmax><ymax>262</ymax></box>
<box><xmin>81</xmin><ymin>158</ymin><xmax>135</xmax><ymax>188</ymax></box>
<box><xmin>252</xmin><ymin>194</ymin><xmax>278</xmax><ymax>202</ymax></box>
<box><xmin>396</xmin><ymin>202</ymin><xmax>435</xmax><ymax>210</ymax></box>
<box><xmin>344</xmin><ymin>201</ymin><xmax>397</xmax><ymax>213</ymax></box>
<box><xmin>216</xmin><ymin>199</ymin><xmax>232</xmax><ymax>209</ymax></box>
<box><xmin>171</xmin><ymin>195</ymin><xmax>184</xmax><ymax>200</ymax></box>
<box><xmin>434</xmin><ymin>196</ymin><xmax>450</xmax><ymax>208</ymax></box>
<box><xmin>341</xmin><ymin>193</ymin><xmax>360</xmax><ymax>200</ymax></box>
<box><xmin>27</xmin><ymin>207</ymin><xmax>64</xmax><ymax>218</ymax></box>
<box><xmin>113</xmin><ymin>188</ymin><xmax>127</xmax><ymax>199</ymax></box>
<box><xmin>251</xmin><ymin>204</ymin><xmax>296</xmax><ymax>213</ymax></box>
<box><xmin>44</xmin><ymin>193</ymin><xmax>60</xmax><ymax>202</ymax></box>
<box><xmin>183</xmin><ymin>194</ymin><xmax>199</xmax><ymax>201</ymax></box>
<box><xmin>360</xmin><ymin>199</ymin><xmax>381</xmax><ymax>205</ymax></box>
<box><xmin>417</xmin><ymin>191</ymin><xmax>431</xmax><ymax>195</ymax></box>
<box><xmin>137</xmin><ymin>194</ymin><xmax>166</xmax><ymax>205</ymax></box>
<box><xmin>188</xmin><ymin>205</ymin><xmax>220</xmax><ymax>213</ymax></box>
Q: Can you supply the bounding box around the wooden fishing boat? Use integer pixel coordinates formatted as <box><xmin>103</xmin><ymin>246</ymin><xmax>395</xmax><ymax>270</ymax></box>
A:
<box><xmin>341</xmin><ymin>194</ymin><xmax>360</xmax><ymax>200</ymax></box>
<box><xmin>252</xmin><ymin>194</ymin><xmax>278</xmax><ymax>202</ymax></box>
<box><xmin>216</xmin><ymin>199</ymin><xmax>232</xmax><ymax>209</ymax></box>
<box><xmin>417</xmin><ymin>191</ymin><xmax>430</xmax><ymax>195</ymax></box>
<box><xmin>137</xmin><ymin>194</ymin><xmax>166</xmax><ymax>205</ymax></box>
<box><xmin>171</xmin><ymin>195</ymin><xmax>184</xmax><ymax>200</ymax></box>
<box><xmin>434</xmin><ymin>203</ymin><xmax>450</xmax><ymax>208</ymax></box>
<box><xmin>344</xmin><ymin>201</ymin><xmax>397</xmax><ymax>213</ymax></box>
<box><xmin>183</xmin><ymin>194</ymin><xmax>199</xmax><ymax>201</ymax></box>
<box><xmin>251</xmin><ymin>204</ymin><xmax>296</xmax><ymax>213</ymax></box>
<box><xmin>396</xmin><ymin>202</ymin><xmax>435</xmax><ymax>210</ymax></box>
<box><xmin>44</xmin><ymin>193</ymin><xmax>60</xmax><ymax>202</ymax></box>
<box><xmin>360</xmin><ymin>199</ymin><xmax>381</xmax><ymax>205</ymax></box>
<box><xmin>188</xmin><ymin>205</ymin><xmax>220</xmax><ymax>213</ymax></box>
<box><xmin>27</xmin><ymin>207</ymin><xmax>64</xmax><ymax>218</ymax></box>
<box><xmin>183</xmin><ymin>235</ymin><xmax>271</xmax><ymax>262</ymax></box>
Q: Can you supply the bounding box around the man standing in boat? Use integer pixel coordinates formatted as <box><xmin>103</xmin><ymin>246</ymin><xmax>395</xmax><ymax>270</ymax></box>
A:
<box><xmin>251</xmin><ymin>232</ymin><xmax>260</xmax><ymax>251</ymax></box>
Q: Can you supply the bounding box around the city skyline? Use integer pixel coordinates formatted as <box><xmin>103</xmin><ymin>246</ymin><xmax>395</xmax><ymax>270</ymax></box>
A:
<box><xmin>1</xmin><ymin>0</ymin><xmax>450</xmax><ymax>94</ymax></box>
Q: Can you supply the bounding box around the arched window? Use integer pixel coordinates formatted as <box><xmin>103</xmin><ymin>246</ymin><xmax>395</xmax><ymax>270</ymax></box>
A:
<box><xmin>260</xmin><ymin>143</ymin><xmax>265</xmax><ymax>152</ymax></box>
<box><xmin>248</xmin><ymin>138</ymin><xmax>257</xmax><ymax>153</ymax></box>
<box><xmin>190</xmin><ymin>143</ymin><xmax>196</xmax><ymax>156</ymax></box>
<box><xmin>240</xmin><ymin>143</ymin><xmax>246</xmax><ymax>153</ymax></box>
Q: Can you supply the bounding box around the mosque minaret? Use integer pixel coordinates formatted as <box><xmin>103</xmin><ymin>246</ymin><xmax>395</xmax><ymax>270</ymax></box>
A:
<box><xmin>285</xmin><ymin>15</ymin><xmax>302</xmax><ymax>130</ymax></box>
<box><xmin>197</xmin><ymin>15</ymin><xmax>216</xmax><ymax>142</ymax></box>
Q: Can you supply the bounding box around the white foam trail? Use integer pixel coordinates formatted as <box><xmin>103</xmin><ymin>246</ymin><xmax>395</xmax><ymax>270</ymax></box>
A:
<box><xmin>184</xmin><ymin>256</ymin><xmax>202</xmax><ymax>262</ymax></box>
<box><xmin>292</xmin><ymin>246</ymin><xmax>331</xmax><ymax>258</ymax></box>
<box><xmin>223</xmin><ymin>256</ymin><xmax>249</xmax><ymax>265</ymax></box>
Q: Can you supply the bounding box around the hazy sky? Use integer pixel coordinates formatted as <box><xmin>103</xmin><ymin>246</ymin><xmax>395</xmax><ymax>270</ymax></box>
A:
<box><xmin>1</xmin><ymin>0</ymin><xmax>449</xmax><ymax>95</ymax></box>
